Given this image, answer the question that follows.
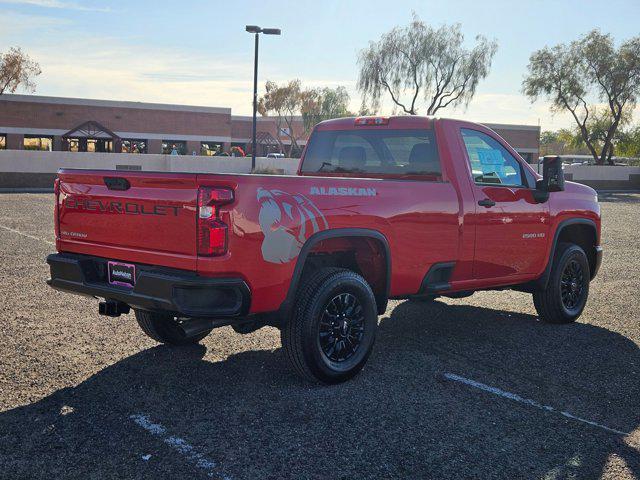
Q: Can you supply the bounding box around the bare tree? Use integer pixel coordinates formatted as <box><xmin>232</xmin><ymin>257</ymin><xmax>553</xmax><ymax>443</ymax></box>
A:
<box><xmin>259</xmin><ymin>81</ymin><xmax>355</xmax><ymax>155</ymax></box>
<box><xmin>258</xmin><ymin>80</ymin><xmax>303</xmax><ymax>155</ymax></box>
<box><xmin>357</xmin><ymin>15</ymin><xmax>497</xmax><ymax>115</ymax></box>
<box><xmin>523</xmin><ymin>30</ymin><xmax>640</xmax><ymax>165</ymax></box>
<box><xmin>0</xmin><ymin>47</ymin><xmax>41</xmax><ymax>96</ymax></box>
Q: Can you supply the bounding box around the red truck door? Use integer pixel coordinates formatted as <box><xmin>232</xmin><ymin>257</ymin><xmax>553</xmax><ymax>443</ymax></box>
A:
<box><xmin>459</xmin><ymin>128</ymin><xmax>550</xmax><ymax>280</ymax></box>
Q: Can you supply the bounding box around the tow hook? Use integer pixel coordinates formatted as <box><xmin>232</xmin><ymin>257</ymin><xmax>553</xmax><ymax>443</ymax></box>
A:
<box><xmin>98</xmin><ymin>300</ymin><xmax>130</xmax><ymax>317</ymax></box>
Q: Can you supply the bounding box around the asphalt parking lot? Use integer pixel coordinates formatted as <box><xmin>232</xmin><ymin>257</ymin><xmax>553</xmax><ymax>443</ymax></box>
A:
<box><xmin>0</xmin><ymin>192</ymin><xmax>639</xmax><ymax>479</ymax></box>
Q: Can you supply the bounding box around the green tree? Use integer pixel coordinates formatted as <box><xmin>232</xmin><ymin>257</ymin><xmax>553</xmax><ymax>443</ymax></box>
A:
<box><xmin>300</xmin><ymin>86</ymin><xmax>352</xmax><ymax>134</ymax></box>
<box><xmin>617</xmin><ymin>125</ymin><xmax>640</xmax><ymax>160</ymax></box>
<box><xmin>523</xmin><ymin>30</ymin><xmax>640</xmax><ymax>165</ymax></box>
<box><xmin>357</xmin><ymin>15</ymin><xmax>497</xmax><ymax>115</ymax></box>
<box><xmin>540</xmin><ymin>130</ymin><xmax>559</xmax><ymax>146</ymax></box>
<box><xmin>0</xmin><ymin>47</ymin><xmax>41</xmax><ymax>95</ymax></box>
<box><xmin>572</xmin><ymin>107</ymin><xmax>632</xmax><ymax>161</ymax></box>
<box><xmin>540</xmin><ymin>128</ymin><xmax>585</xmax><ymax>156</ymax></box>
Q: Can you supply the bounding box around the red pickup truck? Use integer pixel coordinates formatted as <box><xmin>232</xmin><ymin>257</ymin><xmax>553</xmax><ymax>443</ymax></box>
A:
<box><xmin>47</xmin><ymin>116</ymin><xmax>602</xmax><ymax>384</ymax></box>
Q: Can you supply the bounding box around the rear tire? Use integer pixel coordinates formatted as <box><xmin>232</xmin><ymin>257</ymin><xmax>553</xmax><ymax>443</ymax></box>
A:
<box><xmin>533</xmin><ymin>243</ymin><xmax>590</xmax><ymax>324</ymax></box>
<box><xmin>281</xmin><ymin>268</ymin><xmax>378</xmax><ymax>384</ymax></box>
<box><xmin>134</xmin><ymin>310</ymin><xmax>212</xmax><ymax>345</ymax></box>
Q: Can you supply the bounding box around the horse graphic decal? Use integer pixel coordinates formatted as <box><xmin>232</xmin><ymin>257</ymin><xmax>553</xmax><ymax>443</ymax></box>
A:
<box><xmin>257</xmin><ymin>188</ymin><xmax>329</xmax><ymax>264</ymax></box>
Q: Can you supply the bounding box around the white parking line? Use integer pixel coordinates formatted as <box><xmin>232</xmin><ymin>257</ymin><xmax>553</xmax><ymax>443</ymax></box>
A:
<box><xmin>444</xmin><ymin>372</ymin><xmax>630</xmax><ymax>437</ymax></box>
<box><xmin>130</xmin><ymin>413</ymin><xmax>230</xmax><ymax>479</ymax></box>
<box><xmin>0</xmin><ymin>224</ymin><xmax>55</xmax><ymax>246</ymax></box>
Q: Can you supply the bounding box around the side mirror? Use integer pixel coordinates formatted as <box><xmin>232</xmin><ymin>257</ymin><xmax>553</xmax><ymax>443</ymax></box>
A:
<box><xmin>541</xmin><ymin>155</ymin><xmax>565</xmax><ymax>192</ymax></box>
<box><xmin>533</xmin><ymin>155</ymin><xmax>564</xmax><ymax>203</ymax></box>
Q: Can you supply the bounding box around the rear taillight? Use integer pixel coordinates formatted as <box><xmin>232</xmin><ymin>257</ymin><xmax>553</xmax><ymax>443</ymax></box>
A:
<box><xmin>54</xmin><ymin>178</ymin><xmax>60</xmax><ymax>240</ymax></box>
<box><xmin>355</xmin><ymin>116</ymin><xmax>389</xmax><ymax>126</ymax></box>
<box><xmin>197</xmin><ymin>187</ymin><xmax>234</xmax><ymax>256</ymax></box>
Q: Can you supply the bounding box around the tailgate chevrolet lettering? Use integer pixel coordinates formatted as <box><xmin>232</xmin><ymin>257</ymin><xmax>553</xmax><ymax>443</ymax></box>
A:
<box><xmin>65</xmin><ymin>198</ymin><xmax>180</xmax><ymax>216</ymax></box>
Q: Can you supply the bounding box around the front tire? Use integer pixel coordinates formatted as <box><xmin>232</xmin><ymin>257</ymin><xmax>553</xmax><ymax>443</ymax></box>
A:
<box><xmin>281</xmin><ymin>268</ymin><xmax>379</xmax><ymax>384</ymax></box>
<box><xmin>533</xmin><ymin>243</ymin><xmax>590</xmax><ymax>324</ymax></box>
<box><xmin>135</xmin><ymin>310</ymin><xmax>212</xmax><ymax>345</ymax></box>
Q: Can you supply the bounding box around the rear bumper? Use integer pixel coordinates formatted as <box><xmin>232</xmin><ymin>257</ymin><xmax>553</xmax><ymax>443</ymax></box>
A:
<box><xmin>46</xmin><ymin>253</ymin><xmax>250</xmax><ymax>318</ymax></box>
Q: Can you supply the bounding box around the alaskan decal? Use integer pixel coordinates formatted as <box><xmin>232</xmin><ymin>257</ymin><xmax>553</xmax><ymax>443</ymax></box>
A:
<box><xmin>257</xmin><ymin>188</ymin><xmax>328</xmax><ymax>264</ymax></box>
<box><xmin>309</xmin><ymin>186</ymin><xmax>377</xmax><ymax>197</ymax></box>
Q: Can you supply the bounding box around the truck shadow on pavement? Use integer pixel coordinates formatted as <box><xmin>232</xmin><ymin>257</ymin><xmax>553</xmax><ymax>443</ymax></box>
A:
<box><xmin>2</xmin><ymin>300</ymin><xmax>639</xmax><ymax>479</ymax></box>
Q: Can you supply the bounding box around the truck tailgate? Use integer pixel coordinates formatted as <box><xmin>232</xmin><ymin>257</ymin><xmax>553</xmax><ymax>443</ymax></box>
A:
<box><xmin>57</xmin><ymin>170</ymin><xmax>199</xmax><ymax>270</ymax></box>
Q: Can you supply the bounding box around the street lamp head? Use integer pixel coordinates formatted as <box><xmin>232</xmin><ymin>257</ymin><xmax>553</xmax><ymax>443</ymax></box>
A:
<box><xmin>245</xmin><ymin>25</ymin><xmax>262</xmax><ymax>33</ymax></box>
<box><xmin>262</xmin><ymin>28</ymin><xmax>281</xmax><ymax>35</ymax></box>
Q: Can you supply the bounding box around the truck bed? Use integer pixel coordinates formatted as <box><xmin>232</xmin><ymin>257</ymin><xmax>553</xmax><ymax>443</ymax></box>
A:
<box><xmin>55</xmin><ymin>168</ymin><xmax>460</xmax><ymax>313</ymax></box>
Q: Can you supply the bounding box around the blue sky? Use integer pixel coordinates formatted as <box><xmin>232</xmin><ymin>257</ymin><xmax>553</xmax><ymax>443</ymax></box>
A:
<box><xmin>1</xmin><ymin>0</ymin><xmax>639</xmax><ymax>129</ymax></box>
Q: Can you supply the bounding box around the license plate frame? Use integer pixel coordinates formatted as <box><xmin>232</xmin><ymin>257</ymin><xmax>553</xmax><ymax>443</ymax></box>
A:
<box><xmin>107</xmin><ymin>261</ymin><xmax>136</xmax><ymax>288</ymax></box>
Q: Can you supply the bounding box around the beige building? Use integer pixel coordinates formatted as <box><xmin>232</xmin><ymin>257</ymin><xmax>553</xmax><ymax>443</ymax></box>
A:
<box><xmin>0</xmin><ymin>94</ymin><xmax>539</xmax><ymax>161</ymax></box>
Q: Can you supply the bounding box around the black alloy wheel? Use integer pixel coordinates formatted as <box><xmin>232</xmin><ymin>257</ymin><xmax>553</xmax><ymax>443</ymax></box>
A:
<box><xmin>533</xmin><ymin>242</ymin><xmax>590</xmax><ymax>324</ymax></box>
<box><xmin>281</xmin><ymin>267</ymin><xmax>378</xmax><ymax>383</ymax></box>
<box><xmin>319</xmin><ymin>293</ymin><xmax>366</xmax><ymax>363</ymax></box>
<box><xmin>560</xmin><ymin>259</ymin><xmax>586</xmax><ymax>312</ymax></box>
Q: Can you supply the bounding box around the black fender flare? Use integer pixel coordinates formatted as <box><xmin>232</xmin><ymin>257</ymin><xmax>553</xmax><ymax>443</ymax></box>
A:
<box><xmin>535</xmin><ymin>218</ymin><xmax>598</xmax><ymax>290</ymax></box>
<box><xmin>278</xmin><ymin>228</ymin><xmax>392</xmax><ymax>316</ymax></box>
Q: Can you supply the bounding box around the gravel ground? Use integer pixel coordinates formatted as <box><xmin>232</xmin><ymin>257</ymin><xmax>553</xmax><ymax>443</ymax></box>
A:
<box><xmin>0</xmin><ymin>192</ymin><xmax>638</xmax><ymax>479</ymax></box>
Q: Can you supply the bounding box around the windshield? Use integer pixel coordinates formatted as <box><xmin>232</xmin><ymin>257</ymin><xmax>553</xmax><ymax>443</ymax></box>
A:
<box><xmin>300</xmin><ymin>129</ymin><xmax>441</xmax><ymax>179</ymax></box>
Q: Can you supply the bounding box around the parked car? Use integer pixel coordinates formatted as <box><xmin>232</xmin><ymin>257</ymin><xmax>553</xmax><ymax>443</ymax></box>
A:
<box><xmin>266</xmin><ymin>153</ymin><xmax>285</xmax><ymax>159</ymax></box>
<box><xmin>47</xmin><ymin>116</ymin><xmax>602</xmax><ymax>384</ymax></box>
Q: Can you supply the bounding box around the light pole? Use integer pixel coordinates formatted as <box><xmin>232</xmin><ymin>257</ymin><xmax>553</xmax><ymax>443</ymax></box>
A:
<box><xmin>245</xmin><ymin>25</ymin><xmax>281</xmax><ymax>172</ymax></box>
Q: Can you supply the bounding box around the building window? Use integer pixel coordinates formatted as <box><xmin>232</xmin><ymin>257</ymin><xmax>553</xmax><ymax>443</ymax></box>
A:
<box><xmin>162</xmin><ymin>140</ymin><xmax>186</xmax><ymax>155</ymax></box>
<box><xmin>0</xmin><ymin>135</ymin><xmax>6</xmax><ymax>150</ymax></box>
<box><xmin>201</xmin><ymin>142</ymin><xmax>222</xmax><ymax>156</ymax></box>
<box><xmin>122</xmin><ymin>139</ymin><xmax>147</xmax><ymax>154</ymax></box>
<box><xmin>67</xmin><ymin>138</ymin><xmax>79</xmax><ymax>152</ymax></box>
<box><xmin>64</xmin><ymin>137</ymin><xmax>113</xmax><ymax>152</ymax></box>
<box><xmin>87</xmin><ymin>138</ymin><xmax>113</xmax><ymax>153</ymax></box>
<box><xmin>24</xmin><ymin>135</ymin><xmax>53</xmax><ymax>151</ymax></box>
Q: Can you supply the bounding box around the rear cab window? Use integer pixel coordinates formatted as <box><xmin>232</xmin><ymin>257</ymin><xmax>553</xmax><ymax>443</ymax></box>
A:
<box><xmin>300</xmin><ymin>129</ymin><xmax>441</xmax><ymax>181</ymax></box>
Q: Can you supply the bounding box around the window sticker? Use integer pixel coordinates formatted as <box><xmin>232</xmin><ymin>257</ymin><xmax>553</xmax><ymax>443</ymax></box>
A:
<box><xmin>477</xmin><ymin>149</ymin><xmax>503</xmax><ymax>165</ymax></box>
<box><xmin>477</xmin><ymin>149</ymin><xmax>505</xmax><ymax>176</ymax></box>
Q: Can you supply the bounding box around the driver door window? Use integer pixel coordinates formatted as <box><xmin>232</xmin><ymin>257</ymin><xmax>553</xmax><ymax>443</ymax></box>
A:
<box><xmin>461</xmin><ymin>129</ymin><xmax>524</xmax><ymax>187</ymax></box>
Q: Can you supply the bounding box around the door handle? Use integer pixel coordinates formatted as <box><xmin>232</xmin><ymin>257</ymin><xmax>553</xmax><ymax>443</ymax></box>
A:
<box><xmin>478</xmin><ymin>198</ymin><xmax>496</xmax><ymax>208</ymax></box>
